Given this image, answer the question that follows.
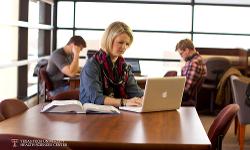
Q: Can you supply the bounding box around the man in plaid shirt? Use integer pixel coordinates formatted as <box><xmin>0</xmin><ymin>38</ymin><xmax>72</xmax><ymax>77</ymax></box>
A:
<box><xmin>175</xmin><ymin>39</ymin><xmax>207</xmax><ymax>106</ymax></box>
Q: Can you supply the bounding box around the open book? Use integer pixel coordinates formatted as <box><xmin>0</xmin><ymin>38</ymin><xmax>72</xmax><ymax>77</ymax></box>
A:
<box><xmin>41</xmin><ymin>100</ymin><xmax>120</xmax><ymax>114</ymax></box>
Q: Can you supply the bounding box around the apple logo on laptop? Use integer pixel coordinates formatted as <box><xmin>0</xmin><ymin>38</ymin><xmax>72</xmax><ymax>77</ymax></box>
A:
<box><xmin>162</xmin><ymin>91</ymin><xmax>168</xmax><ymax>98</ymax></box>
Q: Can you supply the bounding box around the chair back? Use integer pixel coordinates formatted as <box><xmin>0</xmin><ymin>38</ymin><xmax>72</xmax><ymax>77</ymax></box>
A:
<box><xmin>204</xmin><ymin>57</ymin><xmax>231</xmax><ymax>84</ymax></box>
<box><xmin>208</xmin><ymin>104</ymin><xmax>239</xmax><ymax>150</ymax></box>
<box><xmin>0</xmin><ymin>134</ymin><xmax>71</xmax><ymax>150</ymax></box>
<box><xmin>164</xmin><ymin>71</ymin><xmax>177</xmax><ymax>77</ymax></box>
<box><xmin>39</xmin><ymin>65</ymin><xmax>81</xmax><ymax>101</ymax></box>
<box><xmin>87</xmin><ymin>49</ymin><xmax>98</xmax><ymax>59</ymax></box>
<box><xmin>0</xmin><ymin>113</ymin><xmax>5</xmax><ymax>122</ymax></box>
<box><xmin>39</xmin><ymin>66</ymin><xmax>54</xmax><ymax>91</ymax></box>
<box><xmin>177</xmin><ymin>69</ymin><xmax>204</xmax><ymax>106</ymax></box>
<box><xmin>0</xmin><ymin>99</ymin><xmax>28</xmax><ymax>119</ymax></box>
<box><xmin>39</xmin><ymin>66</ymin><xmax>54</xmax><ymax>101</ymax></box>
<box><xmin>52</xmin><ymin>89</ymin><xmax>80</xmax><ymax>100</ymax></box>
<box><xmin>194</xmin><ymin>77</ymin><xmax>205</xmax><ymax>104</ymax></box>
<box><xmin>231</xmin><ymin>76</ymin><xmax>250</xmax><ymax>124</ymax></box>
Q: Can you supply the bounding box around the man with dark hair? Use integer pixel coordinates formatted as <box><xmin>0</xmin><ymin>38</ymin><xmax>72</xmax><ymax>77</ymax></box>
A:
<box><xmin>47</xmin><ymin>35</ymin><xmax>86</xmax><ymax>96</ymax></box>
<box><xmin>175</xmin><ymin>38</ymin><xmax>207</xmax><ymax>106</ymax></box>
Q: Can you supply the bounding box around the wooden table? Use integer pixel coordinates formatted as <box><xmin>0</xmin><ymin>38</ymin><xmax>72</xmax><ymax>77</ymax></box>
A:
<box><xmin>0</xmin><ymin>105</ymin><xmax>210</xmax><ymax>150</ymax></box>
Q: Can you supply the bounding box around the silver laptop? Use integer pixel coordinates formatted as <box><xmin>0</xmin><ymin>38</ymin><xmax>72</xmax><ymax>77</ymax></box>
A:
<box><xmin>119</xmin><ymin>76</ymin><xmax>186</xmax><ymax>113</ymax></box>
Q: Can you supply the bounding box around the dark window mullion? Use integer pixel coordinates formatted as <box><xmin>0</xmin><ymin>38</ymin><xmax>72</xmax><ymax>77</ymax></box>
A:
<box><xmin>17</xmin><ymin>0</ymin><xmax>29</xmax><ymax>99</ymax></box>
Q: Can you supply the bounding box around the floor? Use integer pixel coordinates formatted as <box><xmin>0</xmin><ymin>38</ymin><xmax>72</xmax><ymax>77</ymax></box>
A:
<box><xmin>199</xmin><ymin>114</ymin><xmax>250</xmax><ymax>150</ymax></box>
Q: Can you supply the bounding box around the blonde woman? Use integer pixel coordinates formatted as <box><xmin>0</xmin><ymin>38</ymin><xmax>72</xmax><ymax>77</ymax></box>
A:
<box><xmin>80</xmin><ymin>21</ymin><xmax>143</xmax><ymax>107</ymax></box>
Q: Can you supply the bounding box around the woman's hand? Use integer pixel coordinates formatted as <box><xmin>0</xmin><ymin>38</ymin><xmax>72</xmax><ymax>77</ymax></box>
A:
<box><xmin>125</xmin><ymin>97</ymin><xmax>143</xmax><ymax>107</ymax></box>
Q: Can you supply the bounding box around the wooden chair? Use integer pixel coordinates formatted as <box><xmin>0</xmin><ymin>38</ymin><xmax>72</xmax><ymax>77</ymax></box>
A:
<box><xmin>0</xmin><ymin>133</ymin><xmax>71</xmax><ymax>150</ymax></box>
<box><xmin>164</xmin><ymin>70</ymin><xmax>177</xmax><ymax>77</ymax></box>
<box><xmin>0</xmin><ymin>113</ymin><xmax>5</xmax><ymax>122</ymax></box>
<box><xmin>208</xmin><ymin>104</ymin><xmax>239</xmax><ymax>150</ymax></box>
<box><xmin>39</xmin><ymin>66</ymin><xmax>80</xmax><ymax>101</ymax></box>
<box><xmin>39</xmin><ymin>66</ymin><xmax>54</xmax><ymax>101</ymax></box>
<box><xmin>230</xmin><ymin>76</ymin><xmax>250</xmax><ymax>150</ymax></box>
<box><xmin>0</xmin><ymin>99</ymin><xmax>28</xmax><ymax>119</ymax></box>
<box><xmin>52</xmin><ymin>89</ymin><xmax>79</xmax><ymax>100</ymax></box>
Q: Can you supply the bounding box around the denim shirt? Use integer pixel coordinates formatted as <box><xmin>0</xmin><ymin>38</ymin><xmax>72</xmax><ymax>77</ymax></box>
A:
<box><xmin>80</xmin><ymin>57</ymin><xmax>143</xmax><ymax>104</ymax></box>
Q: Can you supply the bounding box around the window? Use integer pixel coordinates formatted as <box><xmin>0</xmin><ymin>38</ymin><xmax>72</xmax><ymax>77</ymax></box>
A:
<box><xmin>0</xmin><ymin>0</ymin><xmax>19</xmax><ymax>99</ymax></box>
<box><xmin>126</xmin><ymin>32</ymin><xmax>190</xmax><ymax>59</ymax></box>
<box><xmin>0</xmin><ymin>26</ymin><xmax>18</xmax><ymax>62</ymax></box>
<box><xmin>195</xmin><ymin>0</ymin><xmax>250</xmax><ymax>5</ymax></box>
<box><xmin>75</xmin><ymin>2</ymin><xmax>192</xmax><ymax>32</ymax></box>
<box><xmin>194</xmin><ymin>5</ymin><xmax>250</xmax><ymax>34</ymax></box>
<box><xmin>57</xmin><ymin>2</ymin><xmax>74</xmax><ymax>28</ymax></box>
<box><xmin>0</xmin><ymin>0</ymin><xmax>53</xmax><ymax>100</ymax></box>
<box><xmin>193</xmin><ymin>34</ymin><xmax>250</xmax><ymax>49</ymax></box>
<box><xmin>57</xmin><ymin>2</ymin><xmax>192</xmax><ymax>60</ymax></box>
<box><xmin>0</xmin><ymin>0</ymin><xmax>19</xmax><ymax>22</ymax></box>
<box><xmin>57</xmin><ymin>29</ymin><xmax>73</xmax><ymax>48</ymax></box>
<box><xmin>0</xmin><ymin>67</ymin><xmax>18</xmax><ymax>99</ymax></box>
<box><xmin>56</xmin><ymin>0</ymin><xmax>250</xmax><ymax>76</ymax></box>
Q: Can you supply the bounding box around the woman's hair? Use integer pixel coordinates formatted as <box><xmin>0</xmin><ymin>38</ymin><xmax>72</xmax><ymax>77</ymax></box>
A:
<box><xmin>175</xmin><ymin>38</ymin><xmax>194</xmax><ymax>51</ymax></box>
<box><xmin>101</xmin><ymin>21</ymin><xmax>133</xmax><ymax>51</ymax></box>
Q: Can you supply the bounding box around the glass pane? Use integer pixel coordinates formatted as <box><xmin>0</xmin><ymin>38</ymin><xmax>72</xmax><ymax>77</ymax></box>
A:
<box><xmin>28</xmin><ymin>28</ymin><xmax>39</xmax><ymax>97</ymax></box>
<box><xmin>0</xmin><ymin>25</ymin><xmax>18</xmax><ymax>63</ymax></box>
<box><xmin>28</xmin><ymin>62</ymin><xmax>37</xmax><ymax>97</ymax></box>
<box><xmin>28</xmin><ymin>29</ymin><xmax>39</xmax><ymax>60</ymax></box>
<box><xmin>57</xmin><ymin>2</ymin><xmax>74</xmax><ymax>28</ymax></box>
<box><xmin>0</xmin><ymin>0</ymin><xmax>19</xmax><ymax>23</ymax></box>
<box><xmin>56</xmin><ymin>30</ymin><xmax>73</xmax><ymax>48</ymax></box>
<box><xmin>163</xmin><ymin>0</ymin><xmax>190</xmax><ymax>1</ymax></box>
<box><xmin>75</xmin><ymin>30</ymin><xmax>104</xmax><ymax>56</ymax></box>
<box><xmin>29</xmin><ymin>0</ymin><xmax>39</xmax><ymax>24</ymax></box>
<box><xmin>195</xmin><ymin>0</ymin><xmax>250</xmax><ymax>5</ymax></box>
<box><xmin>125</xmin><ymin>32</ymin><xmax>191</xmax><ymax>59</ymax></box>
<box><xmin>193</xmin><ymin>34</ymin><xmax>250</xmax><ymax>49</ymax></box>
<box><xmin>75</xmin><ymin>2</ymin><xmax>192</xmax><ymax>32</ymax></box>
<box><xmin>194</xmin><ymin>6</ymin><xmax>250</xmax><ymax>34</ymax></box>
<box><xmin>75</xmin><ymin>30</ymin><xmax>189</xmax><ymax>59</ymax></box>
<box><xmin>140</xmin><ymin>60</ymin><xmax>183</xmax><ymax>77</ymax></box>
<box><xmin>0</xmin><ymin>67</ymin><xmax>18</xmax><ymax>99</ymax></box>
<box><xmin>120</xmin><ymin>0</ymin><xmax>191</xmax><ymax>2</ymax></box>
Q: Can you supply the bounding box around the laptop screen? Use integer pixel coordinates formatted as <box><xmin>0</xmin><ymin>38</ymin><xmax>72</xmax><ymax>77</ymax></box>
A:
<box><xmin>125</xmin><ymin>58</ymin><xmax>141</xmax><ymax>74</ymax></box>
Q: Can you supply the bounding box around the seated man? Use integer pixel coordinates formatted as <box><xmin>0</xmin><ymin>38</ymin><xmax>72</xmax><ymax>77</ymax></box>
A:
<box><xmin>175</xmin><ymin>39</ymin><xmax>207</xmax><ymax>106</ymax></box>
<box><xmin>46</xmin><ymin>35</ymin><xmax>86</xmax><ymax>96</ymax></box>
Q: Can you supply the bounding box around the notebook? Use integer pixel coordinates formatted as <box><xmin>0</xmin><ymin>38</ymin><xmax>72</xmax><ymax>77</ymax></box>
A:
<box><xmin>119</xmin><ymin>76</ymin><xmax>186</xmax><ymax>113</ymax></box>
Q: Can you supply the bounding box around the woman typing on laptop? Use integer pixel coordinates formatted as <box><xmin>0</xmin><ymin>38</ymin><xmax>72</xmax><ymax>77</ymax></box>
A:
<box><xmin>80</xmin><ymin>21</ymin><xmax>143</xmax><ymax>107</ymax></box>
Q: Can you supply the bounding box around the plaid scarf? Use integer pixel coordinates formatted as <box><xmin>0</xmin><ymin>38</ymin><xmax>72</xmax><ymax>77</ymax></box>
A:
<box><xmin>94</xmin><ymin>49</ymin><xmax>129</xmax><ymax>99</ymax></box>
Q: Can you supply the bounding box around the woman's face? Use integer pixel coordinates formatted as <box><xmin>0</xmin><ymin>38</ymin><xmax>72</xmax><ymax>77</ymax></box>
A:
<box><xmin>109</xmin><ymin>33</ymin><xmax>130</xmax><ymax>61</ymax></box>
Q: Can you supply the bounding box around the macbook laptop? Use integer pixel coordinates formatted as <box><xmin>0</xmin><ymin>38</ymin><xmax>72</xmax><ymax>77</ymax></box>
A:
<box><xmin>119</xmin><ymin>76</ymin><xmax>186</xmax><ymax>113</ymax></box>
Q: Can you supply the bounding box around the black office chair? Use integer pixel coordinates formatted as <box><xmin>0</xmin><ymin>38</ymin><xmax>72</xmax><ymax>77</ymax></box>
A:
<box><xmin>87</xmin><ymin>49</ymin><xmax>98</xmax><ymax>59</ymax></box>
<box><xmin>202</xmin><ymin>57</ymin><xmax>231</xmax><ymax>114</ymax></box>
